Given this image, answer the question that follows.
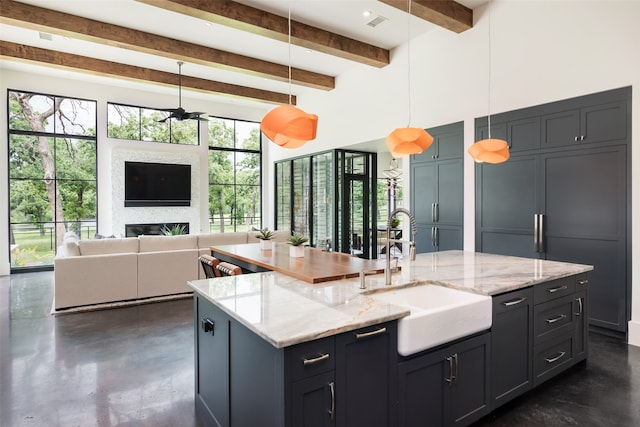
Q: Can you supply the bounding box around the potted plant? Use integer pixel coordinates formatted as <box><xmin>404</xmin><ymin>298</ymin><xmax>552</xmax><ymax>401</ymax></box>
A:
<box><xmin>255</xmin><ymin>228</ymin><xmax>275</xmax><ymax>250</ymax></box>
<box><xmin>287</xmin><ymin>232</ymin><xmax>309</xmax><ymax>258</ymax></box>
<box><xmin>390</xmin><ymin>216</ymin><xmax>401</xmax><ymax>229</ymax></box>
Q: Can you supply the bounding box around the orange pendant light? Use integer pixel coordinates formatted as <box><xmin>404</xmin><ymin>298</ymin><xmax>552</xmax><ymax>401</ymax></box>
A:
<box><xmin>260</xmin><ymin>7</ymin><xmax>317</xmax><ymax>149</ymax></box>
<box><xmin>386</xmin><ymin>127</ymin><xmax>433</xmax><ymax>158</ymax></box>
<box><xmin>469</xmin><ymin>0</ymin><xmax>509</xmax><ymax>164</ymax></box>
<box><xmin>468</xmin><ymin>138</ymin><xmax>510</xmax><ymax>164</ymax></box>
<box><xmin>261</xmin><ymin>105</ymin><xmax>318</xmax><ymax>149</ymax></box>
<box><xmin>385</xmin><ymin>0</ymin><xmax>431</xmax><ymax>158</ymax></box>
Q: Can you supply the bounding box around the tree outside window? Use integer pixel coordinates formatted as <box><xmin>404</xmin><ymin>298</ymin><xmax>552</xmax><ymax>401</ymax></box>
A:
<box><xmin>8</xmin><ymin>91</ymin><xmax>97</xmax><ymax>269</ymax></box>
<box><xmin>208</xmin><ymin>118</ymin><xmax>261</xmax><ymax>232</ymax></box>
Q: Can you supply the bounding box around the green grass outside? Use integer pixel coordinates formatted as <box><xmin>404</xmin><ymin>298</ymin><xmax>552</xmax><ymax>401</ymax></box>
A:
<box><xmin>11</xmin><ymin>226</ymin><xmax>96</xmax><ymax>268</ymax></box>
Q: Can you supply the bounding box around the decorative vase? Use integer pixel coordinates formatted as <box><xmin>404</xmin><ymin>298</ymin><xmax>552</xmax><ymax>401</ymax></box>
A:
<box><xmin>260</xmin><ymin>239</ymin><xmax>272</xmax><ymax>250</ymax></box>
<box><xmin>290</xmin><ymin>245</ymin><xmax>305</xmax><ymax>258</ymax></box>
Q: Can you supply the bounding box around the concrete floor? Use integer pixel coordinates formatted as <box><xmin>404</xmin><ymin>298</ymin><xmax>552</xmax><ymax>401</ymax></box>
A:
<box><xmin>1</xmin><ymin>271</ymin><xmax>639</xmax><ymax>427</ymax></box>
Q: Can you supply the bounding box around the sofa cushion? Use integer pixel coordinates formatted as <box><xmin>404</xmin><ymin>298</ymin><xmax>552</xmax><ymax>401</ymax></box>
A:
<box><xmin>78</xmin><ymin>237</ymin><xmax>139</xmax><ymax>256</ymax></box>
<box><xmin>63</xmin><ymin>241</ymin><xmax>81</xmax><ymax>257</ymax></box>
<box><xmin>138</xmin><ymin>234</ymin><xmax>198</xmax><ymax>252</ymax></box>
<box><xmin>197</xmin><ymin>232</ymin><xmax>248</xmax><ymax>248</ymax></box>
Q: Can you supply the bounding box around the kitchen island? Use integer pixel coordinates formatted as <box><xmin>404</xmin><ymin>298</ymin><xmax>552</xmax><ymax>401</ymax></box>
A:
<box><xmin>189</xmin><ymin>250</ymin><xmax>592</xmax><ymax>427</ymax></box>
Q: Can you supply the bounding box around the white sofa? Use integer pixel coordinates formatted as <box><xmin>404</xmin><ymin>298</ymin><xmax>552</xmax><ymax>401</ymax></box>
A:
<box><xmin>54</xmin><ymin>230</ymin><xmax>290</xmax><ymax>310</ymax></box>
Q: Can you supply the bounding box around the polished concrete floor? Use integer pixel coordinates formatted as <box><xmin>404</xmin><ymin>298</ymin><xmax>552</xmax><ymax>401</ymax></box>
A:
<box><xmin>1</xmin><ymin>271</ymin><xmax>639</xmax><ymax>427</ymax></box>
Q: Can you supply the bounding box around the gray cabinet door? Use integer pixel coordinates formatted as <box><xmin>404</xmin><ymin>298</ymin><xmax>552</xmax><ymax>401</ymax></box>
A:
<box><xmin>437</xmin><ymin>159</ymin><xmax>464</xmax><ymax>226</ymax></box>
<box><xmin>290</xmin><ymin>372</ymin><xmax>335</xmax><ymax>427</ymax></box>
<box><xmin>398</xmin><ymin>349</ymin><xmax>447</xmax><ymax>427</ymax></box>
<box><xmin>336</xmin><ymin>322</ymin><xmax>397</xmax><ymax>427</ymax></box>
<box><xmin>412</xmin><ymin>121</ymin><xmax>463</xmax><ymax>255</ymax></box>
<box><xmin>475</xmin><ymin>154</ymin><xmax>540</xmax><ymax>258</ymax></box>
<box><xmin>195</xmin><ymin>296</ymin><xmax>230</xmax><ymax>427</ymax></box>
<box><xmin>491</xmin><ymin>288</ymin><xmax>534</xmax><ymax>409</ymax></box>
<box><xmin>541</xmin><ymin>109</ymin><xmax>580</xmax><ymax>148</ymax></box>
<box><xmin>542</xmin><ymin>146</ymin><xmax>627</xmax><ymax>332</ymax></box>
<box><xmin>448</xmin><ymin>333</ymin><xmax>491</xmax><ymax>426</ymax></box>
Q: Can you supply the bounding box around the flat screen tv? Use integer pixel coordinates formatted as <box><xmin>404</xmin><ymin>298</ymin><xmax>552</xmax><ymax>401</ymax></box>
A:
<box><xmin>124</xmin><ymin>161</ymin><xmax>191</xmax><ymax>207</ymax></box>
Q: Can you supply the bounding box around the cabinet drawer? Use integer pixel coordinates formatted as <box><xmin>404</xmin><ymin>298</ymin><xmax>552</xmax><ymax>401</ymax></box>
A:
<box><xmin>288</xmin><ymin>337</ymin><xmax>335</xmax><ymax>382</ymax></box>
<box><xmin>534</xmin><ymin>294</ymin><xmax>575</xmax><ymax>344</ymax></box>
<box><xmin>534</xmin><ymin>335</ymin><xmax>574</xmax><ymax>386</ymax></box>
<box><xmin>493</xmin><ymin>287</ymin><xmax>533</xmax><ymax>315</ymax></box>
<box><xmin>534</xmin><ymin>276</ymin><xmax>575</xmax><ymax>304</ymax></box>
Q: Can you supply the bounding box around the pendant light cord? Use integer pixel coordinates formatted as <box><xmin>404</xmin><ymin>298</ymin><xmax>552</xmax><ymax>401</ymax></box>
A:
<box><xmin>406</xmin><ymin>0</ymin><xmax>412</xmax><ymax>127</ymax></box>
<box><xmin>487</xmin><ymin>0</ymin><xmax>493</xmax><ymax>139</ymax></box>
<box><xmin>288</xmin><ymin>6</ymin><xmax>292</xmax><ymax>105</ymax></box>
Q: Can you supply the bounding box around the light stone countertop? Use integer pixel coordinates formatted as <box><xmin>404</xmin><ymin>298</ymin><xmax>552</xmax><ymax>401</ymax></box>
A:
<box><xmin>188</xmin><ymin>250</ymin><xmax>593</xmax><ymax>348</ymax></box>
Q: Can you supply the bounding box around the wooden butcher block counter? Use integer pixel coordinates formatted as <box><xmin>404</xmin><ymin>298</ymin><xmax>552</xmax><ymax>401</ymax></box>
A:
<box><xmin>211</xmin><ymin>242</ymin><xmax>388</xmax><ymax>283</ymax></box>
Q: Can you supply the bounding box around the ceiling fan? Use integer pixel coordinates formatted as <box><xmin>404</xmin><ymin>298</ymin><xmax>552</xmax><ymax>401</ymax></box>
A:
<box><xmin>157</xmin><ymin>61</ymin><xmax>208</xmax><ymax>122</ymax></box>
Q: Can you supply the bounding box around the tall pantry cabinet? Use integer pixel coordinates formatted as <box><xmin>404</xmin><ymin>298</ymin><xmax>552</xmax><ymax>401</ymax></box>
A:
<box><xmin>410</xmin><ymin>122</ymin><xmax>464</xmax><ymax>254</ymax></box>
<box><xmin>475</xmin><ymin>87</ymin><xmax>631</xmax><ymax>335</ymax></box>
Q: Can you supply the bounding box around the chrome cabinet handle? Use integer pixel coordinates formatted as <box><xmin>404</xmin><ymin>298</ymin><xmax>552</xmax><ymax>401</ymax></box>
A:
<box><xmin>578</xmin><ymin>279</ymin><xmax>589</xmax><ymax>286</ymax></box>
<box><xmin>453</xmin><ymin>353</ymin><xmax>458</xmax><ymax>382</ymax></box>
<box><xmin>538</xmin><ymin>214</ymin><xmax>545</xmax><ymax>252</ymax></box>
<box><xmin>328</xmin><ymin>381</ymin><xmax>335</xmax><ymax>421</ymax></box>
<box><xmin>546</xmin><ymin>314</ymin><xmax>567</xmax><ymax>324</ymax></box>
<box><xmin>445</xmin><ymin>355</ymin><xmax>454</xmax><ymax>385</ymax></box>
<box><xmin>303</xmin><ymin>353</ymin><xmax>330</xmax><ymax>366</ymax></box>
<box><xmin>545</xmin><ymin>351</ymin><xmax>566</xmax><ymax>364</ymax></box>
<box><xmin>574</xmin><ymin>297</ymin><xmax>583</xmax><ymax>316</ymax></box>
<box><xmin>534</xmin><ymin>214</ymin><xmax>540</xmax><ymax>252</ymax></box>
<box><xmin>434</xmin><ymin>203</ymin><xmax>439</xmax><ymax>222</ymax></box>
<box><xmin>431</xmin><ymin>203</ymin><xmax>436</xmax><ymax>223</ymax></box>
<box><xmin>355</xmin><ymin>327</ymin><xmax>386</xmax><ymax>340</ymax></box>
<box><xmin>434</xmin><ymin>227</ymin><xmax>439</xmax><ymax>247</ymax></box>
<box><xmin>547</xmin><ymin>285</ymin><xmax>568</xmax><ymax>294</ymax></box>
<box><xmin>431</xmin><ymin>227</ymin><xmax>436</xmax><ymax>247</ymax></box>
<box><xmin>502</xmin><ymin>297</ymin><xmax>527</xmax><ymax>307</ymax></box>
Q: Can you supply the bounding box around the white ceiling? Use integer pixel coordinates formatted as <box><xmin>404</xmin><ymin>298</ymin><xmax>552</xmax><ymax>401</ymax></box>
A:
<box><xmin>0</xmin><ymin>0</ymin><xmax>487</xmax><ymax>106</ymax></box>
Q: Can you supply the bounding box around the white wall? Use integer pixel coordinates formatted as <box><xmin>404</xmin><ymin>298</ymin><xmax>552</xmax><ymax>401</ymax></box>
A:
<box><xmin>1</xmin><ymin>0</ymin><xmax>638</xmax><ymax>346</ymax></box>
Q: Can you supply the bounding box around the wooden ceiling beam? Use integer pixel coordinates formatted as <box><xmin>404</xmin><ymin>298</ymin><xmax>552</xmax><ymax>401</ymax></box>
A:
<box><xmin>378</xmin><ymin>0</ymin><xmax>473</xmax><ymax>33</ymax></box>
<box><xmin>0</xmin><ymin>0</ymin><xmax>333</xmax><ymax>91</ymax></box>
<box><xmin>0</xmin><ymin>41</ymin><xmax>293</xmax><ymax>105</ymax></box>
<box><xmin>136</xmin><ymin>0</ymin><xmax>390</xmax><ymax>68</ymax></box>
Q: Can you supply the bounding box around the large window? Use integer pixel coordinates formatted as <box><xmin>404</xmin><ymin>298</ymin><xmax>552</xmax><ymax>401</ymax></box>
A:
<box><xmin>107</xmin><ymin>102</ymin><xmax>199</xmax><ymax>145</ymax></box>
<box><xmin>8</xmin><ymin>90</ymin><xmax>97</xmax><ymax>269</ymax></box>
<box><xmin>208</xmin><ymin>118</ymin><xmax>261</xmax><ymax>232</ymax></box>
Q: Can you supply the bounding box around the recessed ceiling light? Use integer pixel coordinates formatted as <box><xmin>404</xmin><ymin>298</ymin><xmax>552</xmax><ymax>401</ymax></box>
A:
<box><xmin>362</xmin><ymin>10</ymin><xmax>372</xmax><ymax>18</ymax></box>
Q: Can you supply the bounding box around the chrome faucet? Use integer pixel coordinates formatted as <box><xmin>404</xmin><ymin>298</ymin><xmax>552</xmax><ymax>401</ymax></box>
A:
<box><xmin>385</xmin><ymin>207</ymin><xmax>417</xmax><ymax>286</ymax></box>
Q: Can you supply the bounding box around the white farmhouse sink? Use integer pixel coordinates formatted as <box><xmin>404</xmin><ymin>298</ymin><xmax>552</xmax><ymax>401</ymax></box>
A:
<box><xmin>370</xmin><ymin>285</ymin><xmax>492</xmax><ymax>356</ymax></box>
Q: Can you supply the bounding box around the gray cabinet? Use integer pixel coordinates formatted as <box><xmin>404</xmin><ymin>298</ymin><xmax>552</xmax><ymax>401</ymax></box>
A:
<box><xmin>336</xmin><ymin>323</ymin><xmax>398</xmax><ymax>427</ymax></box>
<box><xmin>475</xmin><ymin>87</ymin><xmax>630</xmax><ymax>335</ymax></box>
<box><xmin>411</xmin><ymin>122</ymin><xmax>463</xmax><ymax>253</ymax></box>
<box><xmin>490</xmin><ymin>274</ymin><xmax>589</xmax><ymax>407</ymax></box>
<box><xmin>194</xmin><ymin>293</ymin><xmax>397</xmax><ymax>427</ymax></box>
<box><xmin>287</xmin><ymin>337</ymin><xmax>336</xmax><ymax>427</ymax></box>
<box><xmin>532</xmin><ymin>274</ymin><xmax>589</xmax><ymax>385</ymax></box>
<box><xmin>398</xmin><ymin>332</ymin><xmax>490</xmax><ymax>427</ymax></box>
<box><xmin>491</xmin><ymin>287</ymin><xmax>534</xmax><ymax>409</ymax></box>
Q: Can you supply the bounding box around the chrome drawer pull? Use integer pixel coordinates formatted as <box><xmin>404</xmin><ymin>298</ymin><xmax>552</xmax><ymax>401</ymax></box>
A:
<box><xmin>502</xmin><ymin>297</ymin><xmax>526</xmax><ymax>307</ymax></box>
<box><xmin>328</xmin><ymin>381</ymin><xmax>335</xmax><ymax>421</ymax></box>
<box><xmin>445</xmin><ymin>356</ymin><xmax>454</xmax><ymax>384</ymax></box>
<box><xmin>578</xmin><ymin>279</ymin><xmax>589</xmax><ymax>286</ymax></box>
<box><xmin>355</xmin><ymin>327</ymin><xmax>387</xmax><ymax>340</ymax></box>
<box><xmin>545</xmin><ymin>351</ymin><xmax>566</xmax><ymax>364</ymax></box>
<box><xmin>547</xmin><ymin>285</ymin><xmax>568</xmax><ymax>293</ymax></box>
<box><xmin>546</xmin><ymin>314</ymin><xmax>567</xmax><ymax>324</ymax></box>
<box><xmin>303</xmin><ymin>353</ymin><xmax>330</xmax><ymax>366</ymax></box>
<box><xmin>574</xmin><ymin>297</ymin><xmax>583</xmax><ymax>316</ymax></box>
